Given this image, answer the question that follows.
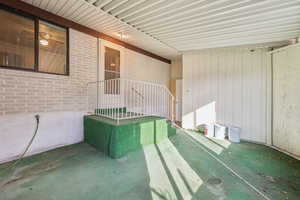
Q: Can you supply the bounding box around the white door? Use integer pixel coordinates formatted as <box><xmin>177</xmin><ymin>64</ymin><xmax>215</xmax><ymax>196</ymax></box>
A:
<box><xmin>273</xmin><ymin>45</ymin><xmax>300</xmax><ymax>157</ymax></box>
<box><xmin>175</xmin><ymin>79</ymin><xmax>182</xmax><ymax>121</ymax></box>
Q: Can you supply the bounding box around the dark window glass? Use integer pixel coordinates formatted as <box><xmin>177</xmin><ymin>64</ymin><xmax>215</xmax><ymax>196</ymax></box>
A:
<box><xmin>105</xmin><ymin>47</ymin><xmax>120</xmax><ymax>94</ymax></box>
<box><xmin>0</xmin><ymin>7</ymin><xmax>69</xmax><ymax>75</ymax></box>
<box><xmin>105</xmin><ymin>47</ymin><xmax>120</xmax><ymax>78</ymax></box>
<box><xmin>0</xmin><ymin>9</ymin><xmax>35</xmax><ymax>69</ymax></box>
<box><xmin>39</xmin><ymin>20</ymin><xmax>67</xmax><ymax>74</ymax></box>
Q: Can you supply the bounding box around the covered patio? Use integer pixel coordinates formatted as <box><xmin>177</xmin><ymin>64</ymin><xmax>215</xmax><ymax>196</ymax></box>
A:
<box><xmin>1</xmin><ymin>1</ymin><xmax>300</xmax><ymax>200</ymax></box>
<box><xmin>1</xmin><ymin>130</ymin><xmax>299</xmax><ymax>200</ymax></box>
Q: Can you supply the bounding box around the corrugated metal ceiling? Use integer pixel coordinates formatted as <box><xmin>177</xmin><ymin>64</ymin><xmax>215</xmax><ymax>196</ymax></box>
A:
<box><xmin>22</xmin><ymin>0</ymin><xmax>300</xmax><ymax>58</ymax></box>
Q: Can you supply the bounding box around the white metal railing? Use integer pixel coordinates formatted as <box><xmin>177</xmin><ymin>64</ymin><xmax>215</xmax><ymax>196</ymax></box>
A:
<box><xmin>87</xmin><ymin>78</ymin><xmax>175</xmax><ymax>123</ymax></box>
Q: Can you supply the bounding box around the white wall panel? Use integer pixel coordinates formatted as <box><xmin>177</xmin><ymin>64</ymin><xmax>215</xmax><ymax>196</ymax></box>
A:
<box><xmin>124</xmin><ymin>48</ymin><xmax>171</xmax><ymax>87</ymax></box>
<box><xmin>171</xmin><ymin>57</ymin><xmax>183</xmax><ymax>79</ymax></box>
<box><xmin>0</xmin><ymin>112</ymin><xmax>85</xmax><ymax>164</ymax></box>
<box><xmin>182</xmin><ymin>47</ymin><xmax>271</xmax><ymax>143</ymax></box>
<box><xmin>272</xmin><ymin>44</ymin><xmax>300</xmax><ymax>157</ymax></box>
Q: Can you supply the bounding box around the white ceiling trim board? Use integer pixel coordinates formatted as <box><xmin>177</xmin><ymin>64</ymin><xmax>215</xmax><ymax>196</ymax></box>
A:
<box><xmin>178</xmin><ymin>33</ymin><xmax>300</xmax><ymax>51</ymax></box>
<box><xmin>169</xmin><ymin>28</ymin><xmax>300</xmax><ymax>46</ymax></box>
<box><xmin>117</xmin><ymin>0</ymin><xmax>164</xmax><ymax>19</ymax></box>
<box><xmin>142</xmin><ymin>1</ymin><xmax>299</xmax><ymax>33</ymax></box>
<box><xmin>161</xmin><ymin>20</ymin><xmax>300</xmax><ymax>42</ymax></box>
<box><xmin>154</xmin><ymin>13</ymin><xmax>300</xmax><ymax>38</ymax></box>
<box><xmin>122</xmin><ymin>0</ymin><xmax>184</xmax><ymax>22</ymax></box>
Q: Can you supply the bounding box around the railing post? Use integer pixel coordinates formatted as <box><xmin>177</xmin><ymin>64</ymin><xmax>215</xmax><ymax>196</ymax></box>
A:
<box><xmin>171</xmin><ymin>96</ymin><xmax>175</xmax><ymax>122</ymax></box>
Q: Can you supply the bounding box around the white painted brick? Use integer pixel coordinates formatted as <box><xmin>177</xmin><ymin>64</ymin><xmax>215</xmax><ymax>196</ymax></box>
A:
<box><xmin>0</xmin><ymin>29</ymin><xmax>97</xmax><ymax>115</ymax></box>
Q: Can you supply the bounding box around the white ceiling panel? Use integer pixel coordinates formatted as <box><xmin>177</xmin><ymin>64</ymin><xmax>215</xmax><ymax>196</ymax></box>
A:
<box><xmin>21</xmin><ymin>0</ymin><xmax>300</xmax><ymax>58</ymax></box>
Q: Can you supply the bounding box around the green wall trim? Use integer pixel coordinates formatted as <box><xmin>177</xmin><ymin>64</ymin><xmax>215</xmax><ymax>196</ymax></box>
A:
<box><xmin>84</xmin><ymin>115</ymin><xmax>176</xmax><ymax>158</ymax></box>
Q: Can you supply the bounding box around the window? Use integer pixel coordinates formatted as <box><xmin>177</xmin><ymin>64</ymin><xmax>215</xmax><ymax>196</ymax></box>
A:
<box><xmin>0</xmin><ymin>9</ymin><xmax>35</xmax><ymax>69</ymax></box>
<box><xmin>105</xmin><ymin>47</ymin><xmax>120</xmax><ymax>80</ymax></box>
<box><xmin>0</xmin><ymin>6</ymin><xmax>69</xmax><ymax>75</ymax></box>
<box><xmin>39</xmin><ymin>20</ymin><xmax>68</xmax><ymax>74</ymax></box>
<box><xmin>105</xmin><ymin>47</ymin><xmax>120</xmax><ymax>94</ymax></box>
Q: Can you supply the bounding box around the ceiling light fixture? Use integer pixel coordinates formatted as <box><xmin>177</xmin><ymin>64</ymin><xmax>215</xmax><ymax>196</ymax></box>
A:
<box><xmin>39</xmin><ymin>32</ymin><xmax>50</xmax><ymax>46</ymax></box>
<box><xmin>116</xmin><ymin>32</ymin><xmax>128</xmax><ymax>40</ymax></box>
<box><xmin>40</xmin><ymin>39</ymin><xmax>49</xmax><ymax>46</ymax></box>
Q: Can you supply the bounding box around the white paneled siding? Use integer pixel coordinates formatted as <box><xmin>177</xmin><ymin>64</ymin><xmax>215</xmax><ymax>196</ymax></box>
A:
<box><xmin>272</xmin><ymin>44</ymin><xmax>300</xmax><ymax>157</ymax></box>
<box><xmin>182</xmin><ymin>47</ymin><xmax>271</xmax><ymax>143</ymax></box>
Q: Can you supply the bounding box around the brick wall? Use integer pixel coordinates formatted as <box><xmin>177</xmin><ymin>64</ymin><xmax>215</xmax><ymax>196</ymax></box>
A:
<box><xmin>0</xmin><ymin>29</ymin><xmax>172</xmax><ymax>163</ymax></box>
<box><xmin>0</xmin><ymin>29</ymin><xmax>97</xmax><ymax>115</ymax></box>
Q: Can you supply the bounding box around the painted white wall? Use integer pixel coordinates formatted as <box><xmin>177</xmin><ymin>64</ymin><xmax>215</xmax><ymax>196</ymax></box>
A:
<box><xmin>123</xmin><ymin>48</ymin><xmax>171</xmax><ymax>87</ymax></box>
<box><xmin>175</xmin><ymin>79</ymin><xmax>183</xmax><ymax>121</ymax></box>
<box><xmin>99</xmin><ymin>39</ymin><xmax>171</xmax><ymax>87</ymax></box>
<box><xmin>0</xmin><ymin>29</ymin><xmax>98</xmax><ymax>163</ymax></box>
<box><xmin>272</xmin><ymin>44</ymin><xmax>300</xmax><ymax>157</ymax></box>
<box><xmin>171</xmin><ymin>57</ymin><xmax>183</xmax><ymax>80</ymax></box>
<box><xmin>182</xmin><ymin>47</ymin><xmax>271</xmax><ymax>143</ymax></box>
<box><xmin>0</xmin><ymin>112</ymin><xmax>85</xmax><ymax>163</ymax></box>
<box><xmin>170</xmin><ymin>57</ymin><xmax>183</xmax><ymax>121</ymax></box>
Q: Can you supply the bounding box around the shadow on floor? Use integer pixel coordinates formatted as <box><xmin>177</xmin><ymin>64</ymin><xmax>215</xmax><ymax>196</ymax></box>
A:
<box><xmin>1</xmin><ymin>129</ymin><xmax>300</xmax><ymax>200</ymax></box>
<box><xmin>169</xmin><ymin>130</ymin><xmax>300</xmax><ymax>200</ymax></box>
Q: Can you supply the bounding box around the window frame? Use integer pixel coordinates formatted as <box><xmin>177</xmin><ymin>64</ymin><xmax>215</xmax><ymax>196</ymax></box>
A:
<box><xmin>0</xmin><ymin>5</ymin><xmax>69</xmax><ymax>76</ymax></box>
<box><xmin>104</xmin><ymin>46</ymin><xmax>121</xmax><ymax>94</ymax></box>
<box><xmin>104</xmin><ymin>46</ymin><xmax>120</xmax><ymax>80</ymax></box>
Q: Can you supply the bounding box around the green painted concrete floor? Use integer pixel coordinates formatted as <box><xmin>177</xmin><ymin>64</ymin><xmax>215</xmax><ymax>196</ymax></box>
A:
<box><xmin>0</xmin><ymin>129</ymin><xmax>300</xmax><ymax>200</ymax></box>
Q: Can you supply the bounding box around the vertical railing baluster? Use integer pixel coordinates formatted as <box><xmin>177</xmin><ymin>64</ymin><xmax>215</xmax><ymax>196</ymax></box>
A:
<box><xmin>143</xmin><ymin>82</ymin><xmax>145</xmax><ymax>117</ymax></box>
<box><xmin>150</xmin><ymin>85</ymin><xmax>152</xmax><ymax>115</ymax></box>
<box><xmin>124</xmin><ymin>79</ymin><xmax>127</xmax><ymax>118</ymax></box>
<box><xmin>138</xmin><ymin>82</ymin><xmax>141</xmax><ymax>117</ymax></box>
<box><xmin>129</xmin><ymin>80</ymin><xmax>131</xmax><ymax>119</ymax></box>
<box><xmin>99</xmin><ymin>81</ymin><xmax>101</xmax><ymax>116</ymax></box>
<box><xmin>107</xmin><ymin>80</ymin><xmax>109</xmax><ymax>118</ymax></box>
<box><xmin>112</xmin><ymin>79</ymin><xmax>114</xmax><ymax>120</ymax></box>
<box><xmin>119</xmin><ymin>79</ymin><xmax>121</xmax><ymax>119</ymax></box>
<box><xmin>105</xmin><ymin>81</ymin><xmax>107</xmax><ymax>117</ymax></box>
<box><xmin>152</xmin><ymin>85</ymin><xmax>154</xmax><ymax>116</ymax></box>
<box><xmin>110</xmin><ymin>79</ymin><xmax>112</xmax><ymax>118</ymax></box>
<box><xmin>130</xmin><ymin>80</ymin><xmax>132</xmax><ymax>118</ymax></box>
<box><xmin>114</xmin><ymin>79</ymin><xmax>116</xmax><ymax>120</ymax></box>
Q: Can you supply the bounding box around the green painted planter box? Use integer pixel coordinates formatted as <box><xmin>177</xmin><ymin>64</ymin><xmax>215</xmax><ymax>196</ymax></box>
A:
<box><xmin>83</xmin><ymin>115</ymin><xmax>176</xmax><ymax>158</ymax></box>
